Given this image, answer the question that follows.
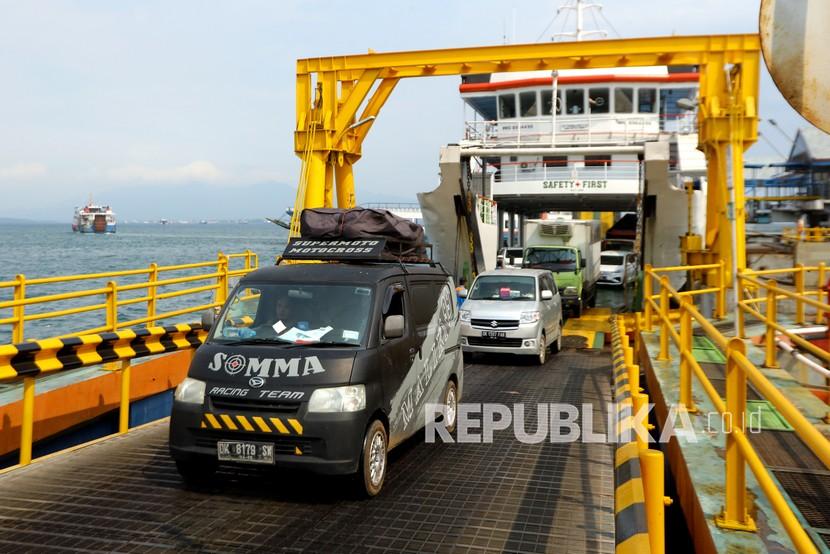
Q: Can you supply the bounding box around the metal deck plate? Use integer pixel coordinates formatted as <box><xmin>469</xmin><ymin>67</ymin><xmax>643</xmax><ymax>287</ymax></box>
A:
<box><xmin>691</xmin><ymin>336</ymin><xmax>727</xmax><ymax>364</ymax></box>
<box><xmin>772</xmin><ymin>470</ymin><xmax>830</xmax><ymax>531</ymax></box>
<box><xmin>755</xmin><ymin>430</ymin><xmax>827</xmax><ymax>471</ymax></box>
<box><xmin>0</xmin><ymin>350</ymin><xmax>615</xmax><ymax>553</ymax></box>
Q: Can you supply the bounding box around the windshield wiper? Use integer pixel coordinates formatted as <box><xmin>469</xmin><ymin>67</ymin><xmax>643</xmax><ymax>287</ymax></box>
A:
<box><xmin>311</xmin><ymin>341</ymin><xmax>359</xmax><ymax>348</ymax></box>
<box><xmin>219</xmin><ymin>337</ymin><xmax>293</xmax><ymax>346</ymax></box>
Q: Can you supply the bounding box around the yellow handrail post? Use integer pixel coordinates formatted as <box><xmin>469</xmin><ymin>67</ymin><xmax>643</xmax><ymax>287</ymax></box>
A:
<box><xmin>216</xmin><ymin>252</ymin><xmax>229</xmax><ymax>304</ymax></box>
<box><xmin>716</xmin><ymin>338</ymin><xmax>757</xmax><ymax>532</ymax></box>
<box><xmin>764</xmin><ymin>280</ymin><xmax>779</xmax><ymax>369</ymax></box>
<box><xmin>147</xmin><ymin>262</ymin><xmax>158</xmax><ymax>327</ymax></box>
<box><xmin>119</xmin><ymin>359</ymin><xmax>131</xmax><ymax>434</ymax></box>
<box><xmin>632</xmin><ymin>391</ymin><xmax>649</xmax><ymax>450</ymax></box>
<box><xmin>644</xmin><ymin>265</ymin><xmax>653</xmax><ymax>331</ymax></box>
<box><xmin>634</xmin><ymin>311</ymin><xmax>642</xmax><ymax>364</ymax></box>
<box><xmin>795</xmin><ymin>263</ymin><xmax>805</xmax><ymax>325</ymax></box>
<box><xmin>244</xmin><ymin>249</ymin><xmax>252</xmax><ymax>271</ymax></box>
<box><xmin>736</xmin><ymin>273</ymin><xmax>745</xmax><ymax>339</ymax></box>
<box><xmin>679</xmin><ymin>300</ymin><xmax>695</xmax><ymax>411</ymax></box>
<box><xmin>12</xmin><ymin>274</ymin><xmax>25</xmax><ymax>343</ymax></box>
<box><xmin>19</xmin><ymin>377</ymin><xmax>35</xmax><ymax>465</ymax></box>
<box><xmin>816</xmin><ymin>262</ymin><xmax>826</xmax><ymax>325</ymax></box>
<box><xmin>640</xmin><ymin>448</ymin><xmax>671</xmax><ymax>554</ymax></box>
<box><xmin>658</xmin><ymin>276</ymin><xmax>671</xmax><ymax>361</ymax></box>
<box><xmin>106</xmin><ymin>281</ymin><xmax>118</xmax><ymax>332</ymax></box>
<box><xmin>716</xmin><ymin>259</ymin><xmax>727</xmax><ymax>320</ymax></box>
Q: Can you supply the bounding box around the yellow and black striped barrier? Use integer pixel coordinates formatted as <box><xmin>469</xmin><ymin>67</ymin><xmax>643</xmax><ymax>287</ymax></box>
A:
<box><xmin>611</xmin><ymin>315</ymin><xmax>663</xmax><ymax>554</ymax></box>
<box><xmin>0</xmin><ymin>323</ymin><xmax>207</xmax><ymax>381</ymax></box>
<box><xmin>201</xmin><ymin>412</ymin><xmax>304</xmax><ymax>436</ymax></box>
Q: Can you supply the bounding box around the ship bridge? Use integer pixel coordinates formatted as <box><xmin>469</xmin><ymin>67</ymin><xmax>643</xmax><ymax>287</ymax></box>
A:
<box><xmin>2</xmin><ymin>27</ymin><xmax>830</xmax><ymax>554</ymax></box>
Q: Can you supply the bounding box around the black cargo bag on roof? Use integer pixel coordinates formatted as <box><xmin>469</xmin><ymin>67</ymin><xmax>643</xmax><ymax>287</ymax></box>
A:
<box><xmin>300</xmin><ymin>207</ymin><xmax>426</xmax><ymax>259</ymax></box>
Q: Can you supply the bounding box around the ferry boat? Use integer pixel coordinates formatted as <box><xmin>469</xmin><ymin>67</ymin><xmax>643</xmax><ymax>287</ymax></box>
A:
<box><xmin>72</xmin><ymin>201</ymin><xmax>116</xmax><ymax>234</ymax></box>
<box><xmin>419</xmin><ymin>0</ymin><xmax>709</xmax><ymax>282</ymax></box>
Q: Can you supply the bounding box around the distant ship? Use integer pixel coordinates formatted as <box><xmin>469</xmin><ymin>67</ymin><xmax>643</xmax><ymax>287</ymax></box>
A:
<box><xmin>72</xmin><ymin>200</ymin><xmax>116</xmax><ymax>234</ymax></box>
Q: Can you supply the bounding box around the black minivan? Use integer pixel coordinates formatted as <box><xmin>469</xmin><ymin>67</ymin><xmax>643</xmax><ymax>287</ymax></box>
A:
<box><xmin>169</xmin><ymin>260</ymin><xmax>463</xmax><ymax>496</ymax></box>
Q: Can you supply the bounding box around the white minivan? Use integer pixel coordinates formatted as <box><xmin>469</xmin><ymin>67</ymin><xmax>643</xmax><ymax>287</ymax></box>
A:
<box><xmin>599</xmin><ymin>250</ymin><xmax>638</xmax><ymax>286</ymax></box>
<box><xmin>458</xmin><ymin>269</ymin><xmax>563</xmax><ymax>364</ymax></box>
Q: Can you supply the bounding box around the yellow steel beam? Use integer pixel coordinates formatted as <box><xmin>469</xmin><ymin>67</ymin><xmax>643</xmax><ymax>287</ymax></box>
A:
<box><xmin>293</xmin><ymin>34</ymin><xmax>761</xmax><ymax>273</ymax></box>
<box><xmin>296</xmin><ymin>34</ymin><xmax>759</xmax><ymax>77</ymax></box>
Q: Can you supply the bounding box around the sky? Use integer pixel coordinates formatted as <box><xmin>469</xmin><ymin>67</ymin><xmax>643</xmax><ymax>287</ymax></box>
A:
<box><xmin>0</xmin><ymin>0</ymin><xmax>813</xmax><ymax>221</ymax></box>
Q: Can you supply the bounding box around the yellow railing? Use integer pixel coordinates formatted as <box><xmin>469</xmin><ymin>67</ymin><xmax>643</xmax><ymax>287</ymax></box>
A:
<box><xmin>782</xmin><ymin>226</ymin><xmax>830</xmax><ymax>243</ymax></box>
<box><xmin>738</xmin><ymin>264</ymin><xmax>829</xmax><ymax>370</ymax></box>
<box><xmin>0</xmin><ymin>250</ymin><xmax>259</xmax><ymax>469</ymax></box>
<box><xmin>0</xmin><ymin>250</ymin><xmax>259</xmax><ymax>344</ymax></box>
<box><xmin>639</xmin><ymin>263</ymin><xmax>829</xmax><ymax>554</ymax></box>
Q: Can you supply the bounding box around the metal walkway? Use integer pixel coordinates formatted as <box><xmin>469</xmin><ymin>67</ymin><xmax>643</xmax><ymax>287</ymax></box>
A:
<box><xmin>0</xmin><ymin>350</ymin><xmax>615</xmax><ymax>554</ymax></box>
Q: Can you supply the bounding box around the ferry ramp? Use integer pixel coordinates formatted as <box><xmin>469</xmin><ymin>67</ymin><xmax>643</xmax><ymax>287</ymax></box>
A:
<box><xmin>0</xmin><ymin>349</ymin><xmax>616</xmax><ymax>553</ymax></box>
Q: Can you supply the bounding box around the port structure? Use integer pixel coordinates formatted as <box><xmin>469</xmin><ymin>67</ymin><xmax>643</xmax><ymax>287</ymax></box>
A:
<box><xmin>6</xmin><ymin>33</ymin><xmax>830</xmax><ymax>554</ymax></box>
<box><xmin>294</xmin><ymin>34</ymin><xmax>759</xmax><ymax>280</ymax></box>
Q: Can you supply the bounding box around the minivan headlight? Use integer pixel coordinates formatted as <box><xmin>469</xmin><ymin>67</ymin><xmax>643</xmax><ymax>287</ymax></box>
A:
<box><xmin>308</xmin><ymin>385</ymin><xmax>366</xmax><ymax>413</ymax></box>
<box><xmin>563</xmin><ymin>286</ymin><xmax>579</xmax><ymax>296</ymax></box>
<box><xmin>174</xmin><ymin>377</ymin><xmax>206</xmax><ymax>404</ymax></box>
<box><xmin>520</xmin><ymin>311</ymin><xmax>541</xmax><ymax>323</ymax></box>
<box><xmin>459</xmin><ymin>309</ymin><xmax>471</xmax><ymax>322</ymax></box>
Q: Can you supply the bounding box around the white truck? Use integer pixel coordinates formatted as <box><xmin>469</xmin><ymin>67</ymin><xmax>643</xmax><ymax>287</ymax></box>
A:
<box><xmin>522</xmin><ymin>219</ymin><xmax>602</xmax><ymax>317</ymax></box>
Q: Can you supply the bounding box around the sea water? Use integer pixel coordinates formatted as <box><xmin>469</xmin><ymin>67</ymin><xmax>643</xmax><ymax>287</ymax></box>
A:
<box><xmin>0</xmin><ymin>223</ymin><xmax>288</xmax><ymax>343</ymax></box>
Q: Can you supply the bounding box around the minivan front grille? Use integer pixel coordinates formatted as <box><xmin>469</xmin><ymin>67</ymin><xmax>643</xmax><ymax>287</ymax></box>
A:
<box><xmin>210</xmin><ymin>396</ymin><xmax>301</xmax><ymax>414</ymax></box>
<box><xmin>471</xmin><ymin>319</ymin><xmax>520</xmax><ymax>329</ymax></box>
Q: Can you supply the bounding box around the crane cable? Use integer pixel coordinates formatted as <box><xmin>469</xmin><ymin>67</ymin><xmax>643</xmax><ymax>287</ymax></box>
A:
<box><xmin>290</xmin><ymin>119</ymin><xmax>318</xmax><ymax>238</ymax></box>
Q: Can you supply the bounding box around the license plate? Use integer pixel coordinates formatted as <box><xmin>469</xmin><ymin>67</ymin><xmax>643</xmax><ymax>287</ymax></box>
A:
<box><xmin>481</xmin><ymin>330</ymin><xmax>507</xmax><ymax>338</ymax></box>
<box><xmin>217</xmin><ymin>440</ymin><xmax>275</xmax><ymax>465</ymax></box>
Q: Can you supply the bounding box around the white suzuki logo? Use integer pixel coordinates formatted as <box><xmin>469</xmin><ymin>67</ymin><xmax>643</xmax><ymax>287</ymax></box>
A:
<box><xmin>490</xmin><ymin>320</ymin><xmax>499</xmax><ymax>328</ymax></box>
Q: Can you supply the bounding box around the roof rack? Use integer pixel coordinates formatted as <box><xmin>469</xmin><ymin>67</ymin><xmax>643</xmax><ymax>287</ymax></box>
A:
<box><xmin>279</xmin><ymin>238</ymin><xmax>437</xmax><ymax>267</ymax></box>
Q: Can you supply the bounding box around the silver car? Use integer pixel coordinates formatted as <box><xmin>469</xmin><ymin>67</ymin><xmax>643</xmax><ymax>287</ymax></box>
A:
<box><xmin>459</xmin><ymin>268</ymin><xmax>563</xmax><ymax>364</ymax></box>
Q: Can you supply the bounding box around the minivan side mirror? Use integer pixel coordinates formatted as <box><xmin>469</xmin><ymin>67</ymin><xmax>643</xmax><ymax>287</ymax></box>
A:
<box><xmin>541</xmin><ymin>289</ymin><xmax>554</xmax><ymax>300</ymax></box>
<box><xmin>580</xmin><ymin>258</ymin><xmax>586</xmax><ymax>269</ymax></box>
<box><xmin>383</xmin><ymin>315</ymin><xmax>405</xmax><ymax>339</ymax></box>
<box><xmin>201</xmin><ymin>308</ymin><xmax>216</xmax><ymax>331</ymax></box>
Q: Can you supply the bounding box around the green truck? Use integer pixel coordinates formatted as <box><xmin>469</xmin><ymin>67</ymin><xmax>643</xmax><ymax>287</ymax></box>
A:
<box><xmin>522</xmin><ymin>219</ymin><xmax>601</xmax><ymax>317</ymax></box>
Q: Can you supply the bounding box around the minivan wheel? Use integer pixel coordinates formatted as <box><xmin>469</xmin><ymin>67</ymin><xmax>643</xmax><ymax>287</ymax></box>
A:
<box><xmin>442</xmin><ymin>380</ymin><xmax>458</xmax><ymax>434</ymax></box>
<box><xmin>536</xmin><ymin>333</ymin><xmax>547</xmax><ymax>365</ymax></box>
<box><xmin>357</xmin><ymin>420</ymin><xmax>388</xmax><ymax>497</ymax></box>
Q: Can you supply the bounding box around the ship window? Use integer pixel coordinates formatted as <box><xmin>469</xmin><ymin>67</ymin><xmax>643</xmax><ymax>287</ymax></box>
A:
<box><xmin>565</xmin><ymin>89</ymin><xmax>584</xmax><ymax>114</ymax></box>
<box><xmin>588</xmin><ymin>88</ymin><xmax>610</xmax><ymax>114</ymax></box>
<box><xmin>467</xmin><ymin>96</ymin><xmax>497</xmax><ymax>120</ymax></box>
<box><xmin>584</xmin><ymin>155</ymin><xmax>610</xmax><ymax>167</ymax></box>
<box><xmin>660</xmin><ymin>87</ymin><xmax>695</xmax><ymax>118</ymax></box>
<box><xmin>614</xmin><ymin>88</ymin><xmax>634</xmax><ymax>113</ymax></box>
<box><xmin>540</xmin><ymin>90</ymin><xmax>562</xmax><ymax>115</ymax></box>
<box><xmin>637</xmin><ymin>88</ymin><xmax>657</xmax><ymax>113</ymax></box>
<box><xmin>519</xmin><ymin>91</ymin><xmax>538</xmax><ymax>117</ymax></box>
<box><xmin>499</xmin><ymin>94</ymin><xmax>516</xmax><ymax>118</ymax></box>
<box><xmin>543</xmin><ymin>156</ymin><xmax>568</xmax><ymax>167</ymax></box>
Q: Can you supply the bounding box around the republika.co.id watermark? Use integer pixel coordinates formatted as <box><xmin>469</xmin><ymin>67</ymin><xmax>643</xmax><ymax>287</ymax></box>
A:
<box><xmin>425</xmin><ymin>402</ymin><xmax>766</xmax><ymax>444</ymax></box>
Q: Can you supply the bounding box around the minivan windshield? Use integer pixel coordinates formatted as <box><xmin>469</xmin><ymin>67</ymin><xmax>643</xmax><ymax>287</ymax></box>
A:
<box><xmin>469</xmin><ymin>276</ymin><xmax>536</xmax><ymax>301</ymax></box>
<box><xmin>524</xmin><ymin>248</ymin><xmax>577</xmax><ymax>271</ymax></box>
<box><xmin>211</xmin><ymin>283</ymin><xmax>374</xmax><ymax>346</ymax></box>
<box><xmin>601</xmin><ymin>255</ymin><xmax>624</xmax><ymax>266</ymax></box>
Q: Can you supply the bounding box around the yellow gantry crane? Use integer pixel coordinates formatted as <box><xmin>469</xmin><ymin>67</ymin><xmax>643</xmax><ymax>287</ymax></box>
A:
<box><xmin>293</xmin><ymin>34</ymin><xmax>760</xmax><ymax>281</ymax></box>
